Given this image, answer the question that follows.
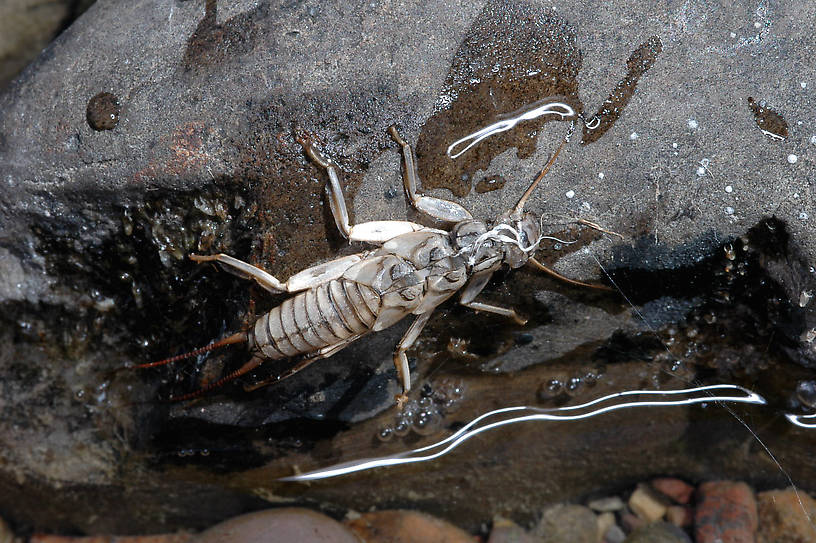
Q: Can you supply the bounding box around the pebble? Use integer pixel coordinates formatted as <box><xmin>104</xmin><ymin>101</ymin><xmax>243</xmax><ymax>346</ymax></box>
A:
<box><xmin>596</xmin><ymin>512</ymin><xmax>616</xmax><ymax>541</ymax></box>
<box><xmin>31</xmin><ymin>536</ymin><xmax>191</xmax><ymax>543</ymax></box>
<box><xmin>346</xmin><ymin>510</ymin><xmax>473</xmax><ymax>543</ymax></box>
<box><xmin>194</xmin><ymin>508</ymin><xmax>357</xmax><ymax>543</ymax></box>
<box><xmin>604</xmin><ymin>524</ymin><xmax>626</xmax><ymax>543</ymax></box>
<box><xmin>623</xmin><ymin>522</ymin><xmax>692</xmax><ymax>542</ymax></box>
<box><xmin>695</xmin><ymin>481</ymin><xmax>758</xmax><ymax>543</ymax></box>
<box><xmin>665</xmin><ymin>505</ymin><xmax>693</xmax><ymax>528</ymax></box>
<box><xmin>533</xmin><ymin>504</ymin><xmax>597</xmax><ymax>543</ymax></box>
<box><xmin>629</xmin><ymin>485</ymin><xmax>669</xmax><ymax>522</ymax></box>
<box><xmin>756</xmin><ymin>488</ymin><xmax>816</xmax><ymax>543</ymax></box>
<box><xmin>651</xmin><ymin>478</ymin><xmax>695</xmax><ymax>504</ymax></box>
<box><xmin>588</xmin><ymin>496</ymin><xmax>625</xmax><ymax>513</ymax></box>
<box><xmin>487</xmin><ymin>516</ymin><xmax>541</xmax><ymax>543</ymax></box>
<box><xmin>0</xmin><ymin>516</ymin><xmax>16</xmax><ymax>543</ymax></box>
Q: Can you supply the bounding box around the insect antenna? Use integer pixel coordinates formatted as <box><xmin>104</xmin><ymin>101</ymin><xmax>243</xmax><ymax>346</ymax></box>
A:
<box><xmin>511</xmin><ymin>121</ymin><xmax>574</xmax><ymax>219</ymax></box>
<box><xmin>134</xmin><ymin>331</ymin><xmax>247</xmax><ymax>369</ymax></box>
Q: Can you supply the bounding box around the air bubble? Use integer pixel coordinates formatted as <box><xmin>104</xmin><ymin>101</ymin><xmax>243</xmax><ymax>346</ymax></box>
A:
<box><xmin>393</xmin><ymin>421</ymin><xmax>411</xmax><ymax>437</ymax></box>
<box><xmin>796</xmin><ymin>380</ymin><xmax>816</xmax><ymax>409</ymax></box>
<box><xmin>377</xmin><ymin>426</ymin><xmax>394</xmax><ymax>442</ymax></box>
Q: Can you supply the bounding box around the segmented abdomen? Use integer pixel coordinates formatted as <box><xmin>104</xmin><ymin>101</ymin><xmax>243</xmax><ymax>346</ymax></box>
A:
<box><xmin>252</xmin><ymin>278</ymin><xmax>381</xmax><ymax>358</ymax></box>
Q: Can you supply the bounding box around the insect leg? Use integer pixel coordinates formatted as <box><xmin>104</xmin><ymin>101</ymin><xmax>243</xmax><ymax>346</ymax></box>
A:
<box><xmin>299</xmin><ymin>137</ymin><xmax>429</xmax><ymax>243</ymax></box>
<box><xmin>388</xmin><ymin>126</ymin><xmax>474</xmax><ymax>223</ymax></box>
<box><xmin>459</xmin><ymin>271</ymin><xmax>527</xmax><ymax>325</ymax></box>
<box><xmin>460</xmin><ymin>301</ymin><xmax>527</xmax><ymax>326</ymax></box>
<box><xmin>392</xmin><ymin>312</ymin><xmax>433</xmax><ymax>405</ymax></box>
<box><xmin>243</xmin><ymin>334</ymin><xmax>364</xmax><ymax>392</ymax></box>
<box><xmin>190</xmin><ymin>253</ymin><xmax>367</xmax><ymax>294</ymax></box>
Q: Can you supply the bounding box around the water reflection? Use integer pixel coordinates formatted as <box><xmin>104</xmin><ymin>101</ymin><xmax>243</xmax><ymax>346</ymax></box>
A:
<box><xmin>446</xmin><ymin>101</ymin><xmax>576</xmax><ymax>159</ymax></box>
<box><xmin>280</xmin><ymin>384</ymin><xmax>765</xmax><ymax>482</ymax></box>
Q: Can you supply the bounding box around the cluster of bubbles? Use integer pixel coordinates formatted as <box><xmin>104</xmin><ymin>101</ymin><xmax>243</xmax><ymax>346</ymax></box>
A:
<box><xmin>377</xmin><ymin>378</ymin><xmax>466</xmax><ymax>441</ymax></box>
<box><xmin>176</xmin><ymin>448</ymin><xmax>210</xmax><ymax>457</ymax></box>
<box><xmin>537</xmin><ymin>368</ymin><xmax>601</xmax><ymax>402</ymax></box>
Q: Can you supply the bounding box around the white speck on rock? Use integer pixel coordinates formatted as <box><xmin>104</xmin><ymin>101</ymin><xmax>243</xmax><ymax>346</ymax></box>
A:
<box><xmin>810</xmin><ymin>135</ymin><xmax>816</xmax><ymax>145</ymax></box>
<box><xmin>630</xmin><ymin>132</ymin><xmax>639</xmax><ymax>140</ymax></box>
<box><xmin>672</xmin><ymin>142</ymin><xmax>678</xmax><ymax>148</ymax></box>
<box><xmin>566</xmin><ymin>190</ymin><xmax>575</xmax><ymax>199</ymax></box>
<box><xmin>725</xmin><ymin>185</ymin><xmax>733</xmax><ymax>193</ymax></box>
<box><xmin>802</xmin><ymin>81</ymin><xmax>808</xmax><ymax>89</ymax></box>
<box><xmin>730</xmin><ymin>31</ymin><xmax>737</xmax><ymax>38</ymax></box>
<box><xmin>725</xmin><ymin>206</ymin><xmax>735</xmax><ymax>215</ymax></box>
<box><xmin>754</xmin><ymin>21</ymin><xmax>762</xmax><ymax>29</ymax></box>
<box><xmin>688</xmin><ymin>119</ymin><xmax>698</xmax><ymax>129</ymax></box>
<box><xmin>598</xmin><ymin>172</ymin><xmax>605</xmax><ymax>179</ymax></box>
<box><xmin>800</xmin><ymin>211</ymin><xmax>809</xmax><ymax>221</ymax></box>
<box><xmin>788</xmin><ymin>154</ymin><xmax>798</xmax><ymax>164</ymax></box>
<box><xmin>696</xmin><ymin>166</ymin><xmax>706</xmax><ymax>177</ymax></box>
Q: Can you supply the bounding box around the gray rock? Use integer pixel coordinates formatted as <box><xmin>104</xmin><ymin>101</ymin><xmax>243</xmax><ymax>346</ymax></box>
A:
<box><xmin>533</xmin><ymin>504</ymin><xmax>597</xmax><ymax>543</ymax></box>
<box><xmin>1</xmin><ymin>0</ymin><xmax>816</xmax><ymax>535</ymax></box>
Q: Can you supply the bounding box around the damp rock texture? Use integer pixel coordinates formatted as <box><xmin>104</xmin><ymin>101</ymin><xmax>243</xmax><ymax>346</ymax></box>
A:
<box><xmin>1</xmin><ymin>0</ymin><xmax>816</xmax><ymax>536</ymax></box>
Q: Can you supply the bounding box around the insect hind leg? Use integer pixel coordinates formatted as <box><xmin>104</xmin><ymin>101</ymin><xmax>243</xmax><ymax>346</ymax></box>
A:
<box><xmin>388</xmin><ymin>126</ymin><xmax>473</xmax><ymax>223</ymax></box>
<box><xmin>298</xmin><ymin>136</ymin><xmax>428</xmax><ymax>243</ymax></box>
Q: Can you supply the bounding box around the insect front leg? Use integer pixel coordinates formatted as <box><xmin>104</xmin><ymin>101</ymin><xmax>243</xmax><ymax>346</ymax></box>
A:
<box><xmin>459</xmin><ymin>271</ymin><xmax>527</xmax><ymax>325</ymax></box>
<box><xmin>392</xmin><ymin>312</ymin><xmax>433</xmax><ymax>407</ymax></box>
<box><xmin>388</xmin><ymin>126</ymin><xmax>474</xmax><ymax>223</ymax></box>
<box><xmin>190</xmin><ymin>253</ymin><xmax>364</xmax><ymax>294</ymax></box>
<box><xmin>299</xmin><ymin>137</ymin><xmax>429</xmax><ymax>243</ymax></box>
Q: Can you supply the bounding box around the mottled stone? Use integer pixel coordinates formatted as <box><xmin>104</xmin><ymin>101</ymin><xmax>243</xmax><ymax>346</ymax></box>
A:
<box><xmin>346</xmin><ymin>510</ymin><xmax>474</xmax><ymax>543</ymax></box>
<box><xmin>623</xmin><ymin>522</ymin><xmax>691</xmax><ymax>543</ymax></box>
<box><xmin>694</xmin><ymin>481</ymin><xmax>758</xmax><ymax>543</ymax></box>
<box><xmin>757</xmin><ymin>488</ymin><xmax>816</xmax><ymax>543</ymax></box>
<box><xmin>194</xmin><ymin>508</ymin><xmax>357</xmax><ymax>543</ymax></box>
<box><xmin>533</xmin><ymin>504</ymin><xmax>597</xmax><ymax>543</ymax></box>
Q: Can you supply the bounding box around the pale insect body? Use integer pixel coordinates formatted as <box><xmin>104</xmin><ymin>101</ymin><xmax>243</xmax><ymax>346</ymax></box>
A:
<box><xmin>141</xmin><ymin>102</ymin><xmax>597</xmax><ymax>405</ymax></box>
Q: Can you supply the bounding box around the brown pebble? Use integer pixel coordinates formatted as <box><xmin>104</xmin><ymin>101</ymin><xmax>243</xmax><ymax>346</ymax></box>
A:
<box><xmin>666</xmin><ymin>505</ymin><xmax>693</xmax><ymax>528</ymax></box>
<box><xmin>194</xmin><ymin>508</ymin><xmax>358</xmax><ymax>543</ymax></box>
<box><xmin>487</xmin><ymin>516</ymin><xmax>541</xmax><ymax>543</ymax></box>
<box><xmin>346</xmin><ymin>510</ymin><xmax>474</xmax><ymax>543</ymax></box>
<box><xmin>757</xmin><ymin>487</ymin><xmax>816</xmax><ymax>543</ymax></box>
<box><xmin>651</xmin><ymin>477</ymin><xmax>695</xmax><ymax>504</ymax></box>
<box><xmin>620</xmin><ymin>511</ymin><xmax>646</xmax><ymax>533</ymax></box>
<box><xmin>86</xmin><ymin>91</ymin><xmax>120</xmax><ymax>131</ymax></box>
<box><xmin>694</xmin><ymin>481</ymin><xmax>757</xmax><ymax>543</ymax></box>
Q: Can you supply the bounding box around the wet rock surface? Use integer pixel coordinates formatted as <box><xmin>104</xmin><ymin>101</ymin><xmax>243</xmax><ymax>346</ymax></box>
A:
<box><xmin>1</xmin><ymin>0</ymin><xmax>816</xmax><ymax>536</ymax></box>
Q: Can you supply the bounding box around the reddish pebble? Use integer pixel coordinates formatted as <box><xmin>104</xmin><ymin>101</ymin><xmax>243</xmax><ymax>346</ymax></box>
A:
<box><xmin>620</xmin><ymin>512</ymin><xmax>646</xmax><ymax>533</ymax></box>
<box><xmin>652</xmin><ymin>478</ymin><xmax>695</xmax><ymax>504</ymax></box>
<box><xmin>757</xmin><ymin>488</ymin><xmax>816</xmax><ymax>543</ymax></box>
<box><xmin>346</xmin><ymin>510</ymin><xmax>474</xmax><ymax>543</ymax></box>
<box><xmin>666</xmin><ymin>505</ymin><xmax>693</xmax><ymax>528</ymax></box>
<box><xmin>694</xmin><ymin>481</ymin><xmax>758</xmax><ymax>543</ymax></box>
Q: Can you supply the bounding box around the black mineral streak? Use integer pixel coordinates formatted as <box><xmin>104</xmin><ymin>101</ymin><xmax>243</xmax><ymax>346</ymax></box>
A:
<box><xmin>582</xmin><ymin>35</ymin><xmax>663</xmax><ymax>144</ymax></box>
